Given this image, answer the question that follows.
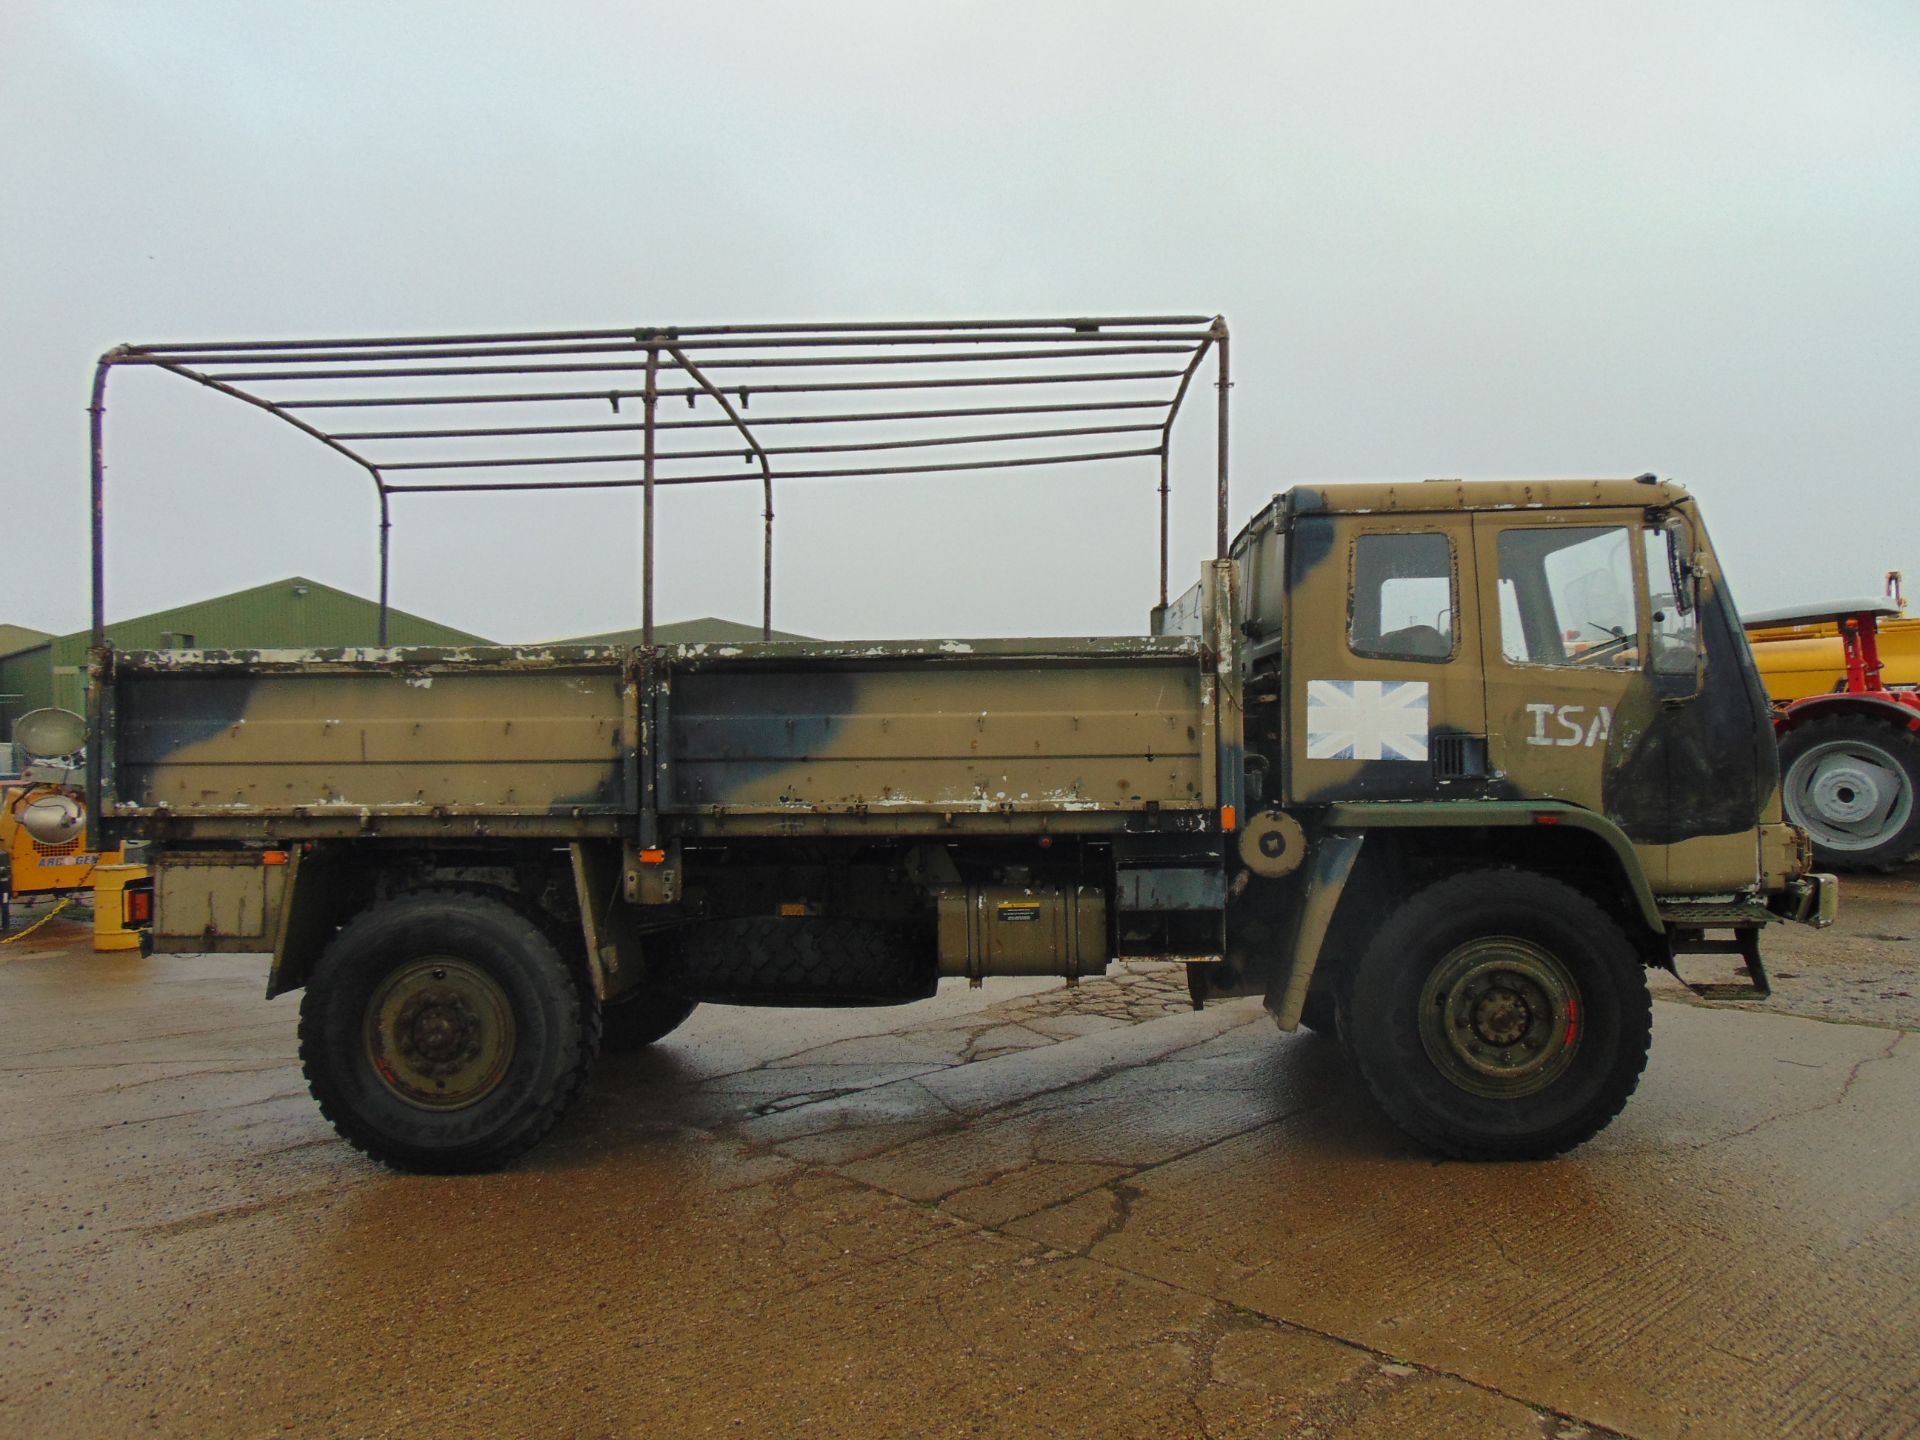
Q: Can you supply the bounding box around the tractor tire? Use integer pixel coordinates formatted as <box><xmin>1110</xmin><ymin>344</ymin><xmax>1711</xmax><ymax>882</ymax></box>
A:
<box><xmin>298</xmin><ymin>890</ymin><xmax>600</xmax><ymax>1173</ymax></box>
<box><xmin>1779</xmin><ymin>714</ymin><xmax>1920</xmax><ymax>871</ymax></box>
<box><xmin>1338</xmin><ymin>870</ymin><xmax>1651</xmax><ymax>1161</ymax></box>
<box><xmin>600</xmin><ymin>989</ymin><xmax>699</xmax><ymax>1051</ymax></box>
<box><xmin>661</xmin><ymin>916</ymin><xmax>934</xmax><ymax>1006</ymax></box>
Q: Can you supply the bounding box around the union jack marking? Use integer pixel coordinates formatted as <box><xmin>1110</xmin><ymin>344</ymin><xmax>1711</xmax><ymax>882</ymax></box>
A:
<box><xmin>1306</xmin><ymin>680</ymin><xmax>1429</xmax><ymax>761</ymax></box>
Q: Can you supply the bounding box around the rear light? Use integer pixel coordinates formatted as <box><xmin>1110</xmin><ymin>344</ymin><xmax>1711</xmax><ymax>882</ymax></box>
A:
<box><xmin>123</xmin><ymin>885</ymin><xmax>154</xmax><ymax>927</ymax></box>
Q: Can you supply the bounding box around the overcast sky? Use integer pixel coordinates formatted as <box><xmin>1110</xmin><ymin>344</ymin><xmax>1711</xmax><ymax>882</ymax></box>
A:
<box><xmin>2</xmin><ymin>1</ymin><xmax>1914</xmax><ymax>643</ymax></box>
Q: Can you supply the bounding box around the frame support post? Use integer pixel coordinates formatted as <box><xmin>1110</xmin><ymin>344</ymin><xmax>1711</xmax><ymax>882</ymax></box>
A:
<box><xmin>1158</xmin><ymin>450</ymin><xmax>1171</xmax><ymax>610</ymax></box>
<box><xmin>86</xmin><ymin>356</ymin><xmax>115</xmax><ymax>843</ymax></box>
<box><xmin>642</xmin><ymin>347</ymin><xmax>659</xmax><ymax>647</ymax></box>
<box><xmin>376</xmin><ymin>489</ymin><xmax>392</xmax><ymax>645</ymax></box>
<box><xmin>89</xmin><ymin>359</ymin><xmax>113</xmax><ymax>650</ymax></box>
<box><xmin>1214</xmin><ymin>326</ymin><xmax>1231</xmax><ymax>561</ymax></box>
<box><xmin>664</xmin><ymin>343</ymin><xmax>776</xmax><ymax>643</ymax></box>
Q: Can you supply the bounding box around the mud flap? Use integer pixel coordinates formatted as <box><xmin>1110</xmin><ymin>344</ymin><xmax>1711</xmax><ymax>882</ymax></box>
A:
<box><xmin>1264</xmin><ymin>832</ymin><xmax>1365</xmax><ymax>1031</ymax></box>
<box><xmin>267</xmin><ymin>848</ymin><xmax>338</xmax><ymax>998</ymax></box>
<box><xmin>570</xmin><ymin>841</ymin><xmax>643</xmax><ymax>1002</ymax></box>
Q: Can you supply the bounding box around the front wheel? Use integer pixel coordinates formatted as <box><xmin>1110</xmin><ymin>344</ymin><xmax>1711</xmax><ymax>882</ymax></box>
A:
<box><xmin>1339</xmin><ymin>870</ymin><xmax>1651</xmax><ymax>1161</ymax></box>
<box><xmin>1779</xmin><ymin>714</ymin><xmax>1920</xmax><ymax>871</ymax></box>
<box><xmin>299</xmin><ymin>891</ymin><xmax>600</xmax><ymax>1173</ymax></box>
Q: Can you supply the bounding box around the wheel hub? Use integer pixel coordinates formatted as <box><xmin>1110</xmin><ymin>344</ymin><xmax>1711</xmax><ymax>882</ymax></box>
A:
<box><xmin>1470</xmin><ymin>986</ymin><xmax>1533</xmax><ymax>1047</ymax></box>
<box><xmin>365</xmin><ymin>959</ymin><xmax>515</xmax><ymax>1110</ymax></box>
<box><xmin>1805</xmin><ymin>757</ymin><xmax>1885</xmax><ymax>826</ymax></box>
<box><xmin>1785</xmin><ymin>735</ymin><xmax>1911</xmax><ymax>853</ymax></box>
<box><xmin>393</xmin><ymin>987</ymin><xmax>484</xmax><ymax>1074</ymax></box>
<box><xmin>1419</xmin><ymin>938</ymin><xmax>1581</xmax><ymax>1099</ymax></box>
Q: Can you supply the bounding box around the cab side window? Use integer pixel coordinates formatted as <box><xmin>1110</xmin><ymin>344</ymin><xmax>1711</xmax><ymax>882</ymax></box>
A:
<box><xmin>1496</xmin><ymin>526</ymin><xmax>1638</xmax><ymax>668</ymax></box>
<box><xmin>1350</xmin><ymin>532</ymin><xmax>1455</xmax><ymax>662</ymax></box>
<box><xmin>1644</xmin><ymin>524</ymin><xmax>1701</xmax><ymax>689</ymax></box>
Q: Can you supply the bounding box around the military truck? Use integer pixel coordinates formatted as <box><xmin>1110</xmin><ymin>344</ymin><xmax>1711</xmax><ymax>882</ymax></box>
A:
<box><xmin>84</xmin><ymin>317</ymin><xmax>1833</xmax><ymax>1172</ymax></box>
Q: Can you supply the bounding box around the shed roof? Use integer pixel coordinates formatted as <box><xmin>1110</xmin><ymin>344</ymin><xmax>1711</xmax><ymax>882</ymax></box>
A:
<box><xmin>0</xmin><ymin>624</ymin><xmax>52</xmax><ymax>659</ymax></box>
<box><xmin>71</xmin><ymin>576</ymin><xmax>490</xmax><ymax>649</ymax></box>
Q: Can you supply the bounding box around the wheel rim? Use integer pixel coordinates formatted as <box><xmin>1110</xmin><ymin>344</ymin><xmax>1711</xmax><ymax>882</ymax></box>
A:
<box><xmin>1784</xmin><ymin>737</ymin><xmax>1914</xmax><ymax>853</ymax></box>
<box><xmin>1418</xmin><ymin>937</ymin><xmax>1582</xmax><ymax>1099</ymax></box>
<box><xmin>364</xmin><ymin>958</ymin><xmax>516</xmax><ymax>1110</ymax></box>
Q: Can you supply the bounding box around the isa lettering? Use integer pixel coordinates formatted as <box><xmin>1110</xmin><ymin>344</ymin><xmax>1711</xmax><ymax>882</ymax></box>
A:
<box><xmin>1525</xmin><ymin>703</ymin><xmax>1612</xmax><ymax>748</ymax></box>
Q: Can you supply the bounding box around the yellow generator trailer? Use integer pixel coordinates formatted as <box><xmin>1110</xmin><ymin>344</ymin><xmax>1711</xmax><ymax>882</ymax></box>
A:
<box><xmin>1</xmin><ymin>708</ymin><xmax>124</xmax><ymax>930</ymax></box>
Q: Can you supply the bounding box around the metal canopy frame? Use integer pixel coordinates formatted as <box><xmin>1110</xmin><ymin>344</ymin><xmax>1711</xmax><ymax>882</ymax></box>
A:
<box><xmin>89</xmin><ymin>315</ymin><xmax>1229</xmax><ymax>648</ymax></box>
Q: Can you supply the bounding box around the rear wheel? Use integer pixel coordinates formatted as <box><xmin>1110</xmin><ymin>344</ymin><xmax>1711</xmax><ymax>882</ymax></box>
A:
<box><xmin>1339</xmin><ymin>870</ymin><xmax>1651</xmax><ymax>1160</ymax></box>
<box><xmin>299</xmin><ymin>891</ymin><xmax>599</xmax><ymax>1172</ymax></box>
<box><xmin>1779</xmin><ymin>714</ymin><xmax>1920</xmax><ymax>871</ymax></box>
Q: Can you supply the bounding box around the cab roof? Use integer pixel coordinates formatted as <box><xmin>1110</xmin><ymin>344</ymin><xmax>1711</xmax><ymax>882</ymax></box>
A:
<box><xmin>1280</xmin><ymin>476</ymin><xmax>1692</xmax><ymax>517</ymax></box>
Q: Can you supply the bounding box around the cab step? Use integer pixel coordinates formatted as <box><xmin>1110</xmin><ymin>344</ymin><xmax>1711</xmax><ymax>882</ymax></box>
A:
<box><xmin>1660</xmin><ymin>904</ymin><xmax>1773</xmax><ymax>1000</ymax></box>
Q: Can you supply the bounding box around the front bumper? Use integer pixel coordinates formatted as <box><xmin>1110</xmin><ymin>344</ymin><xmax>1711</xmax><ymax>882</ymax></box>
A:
<box><xmin>1775</xmin><ymin>872</ymin><xmax>1839</xmax><ymax>928</ymax></box>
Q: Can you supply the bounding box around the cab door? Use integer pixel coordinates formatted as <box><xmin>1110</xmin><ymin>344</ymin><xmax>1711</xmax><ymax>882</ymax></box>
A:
<box><xmin>1471</xmin><ymin>508</ymin><xmax>1714</xmax><ymax>887</ymax></box>
<box><xmin>1284</xmin><ymin>512</ymin><xmax>1488</xmax><ymax>803</ymax></box>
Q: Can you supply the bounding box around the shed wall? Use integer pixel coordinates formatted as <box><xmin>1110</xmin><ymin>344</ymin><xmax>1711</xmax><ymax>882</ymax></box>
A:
<box><xmin>0</xmin><ymin>642</ymin><xmax>54</xmax><ymax>753</ymax></box>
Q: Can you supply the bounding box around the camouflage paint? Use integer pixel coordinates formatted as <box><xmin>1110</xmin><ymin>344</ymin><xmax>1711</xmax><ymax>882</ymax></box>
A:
<box><xmin>1244</xmin><ymin>480</ymin><xmax>1780</xmax><ymax>899</ymax></box>
<box><xmin>664</xmin><ymin>635</ymin><xmax>1214</xmax><ymax>824</ymax></box>
<box><xmin>108</xmin><ymin>647</ymin><xmax>630</xmax><ymax>833</ymax></box>
<box><xmin>1282</xmin><ymin>506</ymin><xmax>1488</xmax><ymax>804</ymax></box>
<box><xmin>105</xmin><ymin>631</ymin><xmax>1229</xmax><ymax>844</ymax></box>
<box><xmin>108</xmin><ymin>481</ymin><xmax>1807</xmax><ymax>978</ymax></box>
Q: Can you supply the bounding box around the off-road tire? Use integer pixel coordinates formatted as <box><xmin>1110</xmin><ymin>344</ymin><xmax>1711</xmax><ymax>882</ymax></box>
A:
<box><xmin>1778</xmin><ymin>714</ymin><xmax>1920</xmax><ymax>871</ymax></box>
<box><xmin>298</xmin><ymin>890</ymin><xmax>600</xmax><ymax>1173</ymax></box>
<box><xmin>600</xmin><ymin>990</ymin><xmax>698</xmax><ymax>1051</ymax></box>
<box><xmin>1338</xmin><ymin>870</ymin><xmax>1651</xmax><ymax>1161</ymax></box>
<box><xmin>662</xmin><ymin>916</ymin><xmax>933</xmax><ymax>1006</ymax></box>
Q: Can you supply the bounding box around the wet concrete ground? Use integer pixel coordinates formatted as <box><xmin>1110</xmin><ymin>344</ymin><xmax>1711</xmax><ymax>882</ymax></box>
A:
<box><xmin>3</xmin><ymin>872</ymin><xmax>1917</xmax><ymax>1439</ymax></box>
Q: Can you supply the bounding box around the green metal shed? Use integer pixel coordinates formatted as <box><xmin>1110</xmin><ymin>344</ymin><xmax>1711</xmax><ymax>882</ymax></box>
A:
<box><xmin>41</xmin><ymin>577</ymin><xmax>489</xmax><ymax>719</ymax></box>
<box><xmin>0</xmin><ymin>628</ymin><xmax>55</xmax><ymax>758</ymax></box>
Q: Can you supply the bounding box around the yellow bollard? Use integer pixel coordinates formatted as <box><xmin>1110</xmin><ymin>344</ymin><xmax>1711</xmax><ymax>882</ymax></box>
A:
<box><xmin>93</xmin><ymin>864</ymin><xmax>151</xmax><ymax>952</ymax></box>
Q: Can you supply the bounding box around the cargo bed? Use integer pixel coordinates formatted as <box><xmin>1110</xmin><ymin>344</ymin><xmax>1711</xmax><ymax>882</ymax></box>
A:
<box><xmin>103</xmin><ymin>633</ymin><xmax>1227</xmax><ymax>842</ymax></box>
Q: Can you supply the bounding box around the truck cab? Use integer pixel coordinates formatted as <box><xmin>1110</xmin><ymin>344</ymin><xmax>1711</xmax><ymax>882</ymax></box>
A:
<box><xmin>1233</xmin><ymin>477</ymin><xmax>1802</xmax><ymax>895</ymax></box>
<box><xmin>1198</xmin><ymin>478</ymin><xmax>1830</xmax><ymax>1158</ymax></box>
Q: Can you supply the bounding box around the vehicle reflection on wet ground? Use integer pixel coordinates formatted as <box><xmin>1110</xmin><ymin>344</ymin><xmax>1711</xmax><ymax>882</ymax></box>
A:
<box><xmin>5</xmin><ymin>870</ymin><xmax>1917</xmax><ymax>1438</ymax></box>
